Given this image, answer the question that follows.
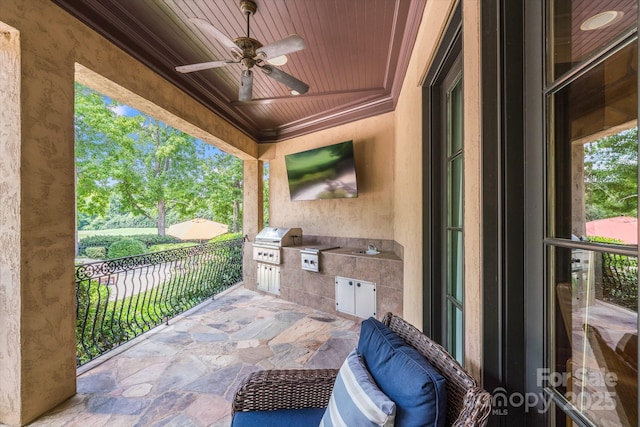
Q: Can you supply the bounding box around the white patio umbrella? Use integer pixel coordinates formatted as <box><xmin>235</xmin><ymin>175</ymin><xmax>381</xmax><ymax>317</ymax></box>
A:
<box><xmin>166</xmin><ymin>218</ymin><xmax>229</xmax><ymax>241</ymax></box>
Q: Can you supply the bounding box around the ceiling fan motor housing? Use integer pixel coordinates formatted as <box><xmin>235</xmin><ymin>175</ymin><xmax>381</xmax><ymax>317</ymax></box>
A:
<box><xmin>239</xmin><ymin>0</ymin><xmax>257</xmax><ymax>16</ymax></box>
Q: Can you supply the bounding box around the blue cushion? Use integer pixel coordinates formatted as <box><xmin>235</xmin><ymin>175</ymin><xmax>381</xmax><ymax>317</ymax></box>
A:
<box><xmin>320</xmin><ymin>349</ymin><xmax>396</xmax><ymax>426</ymax></box>
<box><xmin>231</xmin><ymin>408</ymin><xmax>326</xmax><ymax>427</ymax></box>
<box><xmin>357</xmin><ymin>317</ymin><xmax>447</xmax><ymax>427</ymax></box>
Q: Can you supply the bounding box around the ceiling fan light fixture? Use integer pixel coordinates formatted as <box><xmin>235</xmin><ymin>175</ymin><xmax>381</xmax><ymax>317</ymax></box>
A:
<box><xmin>580</xmin><ymin>11</ymin><xmax>623</xmax><ymax>31</ymax></box>
<box><xmin>266</xmin><ymin>55</ymin><xmax>288</xmax><ymax>66</ymax></box>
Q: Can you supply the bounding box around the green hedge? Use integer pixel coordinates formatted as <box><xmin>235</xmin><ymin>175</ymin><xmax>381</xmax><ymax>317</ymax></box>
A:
<box><xmin>78</xmin><ymin>234</ymin><xmax>182</xmax><ymax>256</ymax></box>
<box><xmin>78</xmin><ymin>233</ymin><xmax>241</xmax><ymax>258</ymax></box>
<box><xmin>80</xmin><ymin>234</ymin><xmax>181</xmax><ymax>247</ymax></box>
<box><xmin>210</xmin><ymin>232</ymin><xmax>242</xmax><ymax>242</ymax></box>
<box><xmin>108</xmin><ymin>239</ymin><xmax>147</xmax><ymax>258</ymax></box>
<box><xmin>148</xmin><ymin>242</ymin><xmax>197</xmax><ymax>252</ymax></box>
<box><xmin>84</xmin><ymin>246</ymin><xmax>107</xmax><ymax>259</ymax></box>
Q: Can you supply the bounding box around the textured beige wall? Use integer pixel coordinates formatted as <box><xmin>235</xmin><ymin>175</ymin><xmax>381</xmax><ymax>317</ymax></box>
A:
<box><xmin>0</xmin><ymin>0</ymin><xmax>259</xmax><ymax>424</ymax></box>
<box><xmin>461</xmin><ymin>0</ymin><xmax>483</xmax><ymax>382</ymax></box>
<box><xmin>0</xmin><ymin>3</ymin><xmax>79</xmax><ymax>423</ymax></box>
<box><xmin>393</xmin><ymin>0</ymin><xmax>458</xmax><ymax>330</ymax></box>
<box><xmin>393</xmin><ymin>0</ymin><xmax>484</xmax><ymax>381</ymax></box>
<box><xmin>243</xmin><ymin>160</ymin><xmax>265</xmax><ymax>240</ymax></box>
<box><xmin>268</xmin><ymin>113</ymin><xmax>395</xmax><ymax>239</ymax></box>
<box><xmin>0</xmin><ymin>22</ymin><xmax>23</xmax><ymax>426</ymax></box>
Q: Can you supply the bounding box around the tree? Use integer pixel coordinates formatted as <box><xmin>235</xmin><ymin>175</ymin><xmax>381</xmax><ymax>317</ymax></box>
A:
<box><xmin>75</xmin><ymin>84</ymin><xmax>208</xmax><ymax>235</ymax></box>
<box><xmin>114</xmin><ymin>117</ymin><xmax>207</xmax><ymax>235</ymax></box>
<box><xmin>202</xmin><ymin>152</ymin><xmax>243</xmax><ymax>232</ymax></box>
<box><xmin>584</xmin><ymin>128</ymin><xmax>638</xmax><ymax>220</ymax></box>
<box><xmin>75</xmin><ymin>83</ymin><xmax>138</xmax><ymax>215</ymax></box>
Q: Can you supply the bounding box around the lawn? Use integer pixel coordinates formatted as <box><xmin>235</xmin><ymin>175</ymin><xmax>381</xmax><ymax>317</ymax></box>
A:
<box><xmin>78</xmin><ymin>228</ymin><xmax>158</xmax><ymax>238</ymax></box>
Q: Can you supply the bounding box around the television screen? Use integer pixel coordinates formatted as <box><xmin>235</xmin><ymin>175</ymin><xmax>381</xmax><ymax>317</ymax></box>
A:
<box><xmin>285</xmin><ymin>140</ymin><xmax>358</xmax><ymax>201</ymax></box>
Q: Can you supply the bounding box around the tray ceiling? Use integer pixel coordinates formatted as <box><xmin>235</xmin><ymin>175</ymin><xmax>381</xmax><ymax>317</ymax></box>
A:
<box><xmin>51</xmin><ymin>0</ymin><xmax>427</xmax><ymax>142</ymax></box>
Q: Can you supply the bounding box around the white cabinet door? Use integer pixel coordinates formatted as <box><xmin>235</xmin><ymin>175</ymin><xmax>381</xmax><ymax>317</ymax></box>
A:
<box><xmin>354</xmin><ymin>280</ymin><xmax>376</xmax><ymax>318</ymax></box>
<box><xmin>257</xmin><ymin>263</ymin><xmax>268</xmax><ymax>292</ymax></box>
<box><xmin>335</xmin><ymin>276</ymin><xmax>356</xmax><ymax>315</ymax></box>
<box><xmin>257</xmin><ymin>263</ymin><xmax>280</xmax><ymax>295</ymax></box>
<box><xmin>269</xmin><ymin>265</ymin><xmax>281</xmax><ymax>294</ymax></box>
<box><xmin>335</xmin><ymin>276</ymin><xmax>375</xmax><ymax>318</ymax></box>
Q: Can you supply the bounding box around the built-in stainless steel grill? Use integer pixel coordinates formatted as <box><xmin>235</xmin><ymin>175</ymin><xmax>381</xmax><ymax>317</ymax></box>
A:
<box><xmin>254</xmin><ymin>227</ymin><xmax>303</xmax><ymax>247</ymax></box>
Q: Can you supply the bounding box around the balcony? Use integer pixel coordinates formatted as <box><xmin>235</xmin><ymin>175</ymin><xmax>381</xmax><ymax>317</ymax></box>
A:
<box><xmin>30</xmin><ymin>286</ymin><xmax>359</xmax><ymax>426</ymax></box>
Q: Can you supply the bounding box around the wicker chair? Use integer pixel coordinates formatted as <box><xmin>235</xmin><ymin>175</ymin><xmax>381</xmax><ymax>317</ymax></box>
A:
<box><xmin>232</xmin><ymin>312</ymin><xmax>492</xmax><ymax>426</ymax></box>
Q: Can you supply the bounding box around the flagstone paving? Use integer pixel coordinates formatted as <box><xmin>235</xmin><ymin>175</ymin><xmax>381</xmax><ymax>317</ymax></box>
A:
<box><xmin>27</xmin><ymin>287</ymin><xmax>360</xmax><ymax>426</ymax></box>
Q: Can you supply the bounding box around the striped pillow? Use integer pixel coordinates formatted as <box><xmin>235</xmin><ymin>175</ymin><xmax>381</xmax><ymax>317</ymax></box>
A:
<box><xmin>320</xmin><ymin>349</ymin><xmax>396</xmax><ymax>427</ymax></box>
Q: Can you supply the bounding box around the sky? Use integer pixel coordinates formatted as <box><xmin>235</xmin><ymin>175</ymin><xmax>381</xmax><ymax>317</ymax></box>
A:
<box><xmin>111</xmin><ymin>104</ymin><xmax>138</xmax><ymax>117</ymax></box>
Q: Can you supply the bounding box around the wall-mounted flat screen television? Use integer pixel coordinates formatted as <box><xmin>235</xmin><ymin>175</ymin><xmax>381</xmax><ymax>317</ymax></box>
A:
<box><xmin>285</xmin><ymin>140</ymin><xmax>358</xmax><ymax>201</ymax></box>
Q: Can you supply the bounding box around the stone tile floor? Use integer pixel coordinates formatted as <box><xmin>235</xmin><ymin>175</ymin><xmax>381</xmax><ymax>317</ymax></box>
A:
<box><xmin>27</xmin><ymin>286</ymin><xmax>360</xmax><ymax>426</ymax></box>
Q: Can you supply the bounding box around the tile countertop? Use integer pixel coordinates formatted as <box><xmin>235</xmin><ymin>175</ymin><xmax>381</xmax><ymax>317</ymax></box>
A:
<box><xmin>320</xmin><ymin>246</ymin><xmax>402</xmax><ymax>261</ymax></box>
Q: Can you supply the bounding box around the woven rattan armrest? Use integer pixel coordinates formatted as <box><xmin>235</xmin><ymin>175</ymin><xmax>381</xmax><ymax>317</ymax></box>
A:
<box><xmin>232</xmin><ymin>368</ymin><xmax>339</xmax><ymax>413</ymax></box>
<box><xmin>382</xmin><ymin>312</ymin><xmax>492</xmax><ymax>426</ymax></box>
<box><xmin>452</xmin><ymin>387</ymin><xmax>493</xmax><ymax>427</ymax></box>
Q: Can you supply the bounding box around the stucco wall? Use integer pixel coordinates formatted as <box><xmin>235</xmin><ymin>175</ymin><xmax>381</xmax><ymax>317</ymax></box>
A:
<box><xmin>0</xmin><ymin>4</ymin><xmax>79</xmax><ymax>423</ymax></box>
<box><xmin>268</xmin><ymin>113</ymin><xmax>396</xmax><ymax>239</ymax></box>
<box><xmin>461</xmin><ymin>0</ymin><xmax>483</xmax><ymax>382</ymax></box>
<box><xmin>393</xmin><ymin>0</ymin><xmax>483</xmax><ymax>380</ymax></box>
<box><xmin>0</xmin><ymin>21</ymin><xmax>23</xmax><ymax>426</ymax></box>
<box><xmin>393</xmin><ymin>0</ymin><xmax>459</xmax><ymax>330</ymax></box>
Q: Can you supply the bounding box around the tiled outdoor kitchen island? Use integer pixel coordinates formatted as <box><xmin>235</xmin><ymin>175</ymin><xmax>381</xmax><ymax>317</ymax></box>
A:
<box><xmin>243</xmin><ymin>236</ymin><xmax>404</xmax><ymax>320</ymax></box>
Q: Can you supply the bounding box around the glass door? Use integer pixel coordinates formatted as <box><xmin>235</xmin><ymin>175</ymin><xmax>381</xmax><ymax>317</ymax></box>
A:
<box><xmin>444</xmin><ymin>65</ymin><xmax>464</xmax><ymax>363</ymax></box>
<box><xmin>545</xmin><ymin>1</ymin><xmax>638</xmax><ymax>425</ymax></box>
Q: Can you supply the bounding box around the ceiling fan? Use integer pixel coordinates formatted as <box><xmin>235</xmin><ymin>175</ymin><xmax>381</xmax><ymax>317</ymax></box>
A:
<box><xmin>176</xmin><ymin>0</ymin><xmax>309</xmax><ymax>101</ymax></box>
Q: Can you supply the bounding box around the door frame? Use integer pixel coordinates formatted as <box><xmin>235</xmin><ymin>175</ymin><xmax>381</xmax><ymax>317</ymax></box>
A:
<box><xmin>480</xmin><ymin>0</ymin><xmax>537</xmax><ymax>424</ymax></box>
<box><xmin>422</xmin><ymin>4</ymin><xmax>462</xmax><ymax>341</ymax></box>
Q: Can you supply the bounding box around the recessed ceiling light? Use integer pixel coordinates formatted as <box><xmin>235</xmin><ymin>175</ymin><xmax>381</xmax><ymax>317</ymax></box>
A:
<box><xmin>290</xmin><ymin>89</ymin><xmax>300</xmax><ymax>96</ymax></box>
<box><xmin>266</xmin><ymin>55</ymin><xmax>288</xmax><ymax>66</ymax></box>
<box><xmin>580</xmin><ymin>11</ymin><xmax>623</xmax><ymax>31</ymax></box>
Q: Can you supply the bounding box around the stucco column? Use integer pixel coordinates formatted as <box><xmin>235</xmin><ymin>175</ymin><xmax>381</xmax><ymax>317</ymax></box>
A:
<box><xmin>0</xmin><ymin>18</ymin><xmax>77</xmax><ymax>426</ymax></box>
<box><xmin>243</xmin><ymin>159</ymin><xmax>264</xmax><ymax>240</ymax></box>
<box><xmin>242</xmin><ymin>160</ymin><xmax>263</xmax><ymax>284</ymax></box>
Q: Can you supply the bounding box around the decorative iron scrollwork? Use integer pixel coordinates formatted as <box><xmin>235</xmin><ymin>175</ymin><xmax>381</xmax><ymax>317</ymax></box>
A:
<box><xmin>75</xmin><ymin>238</ymin><xmax>244</xmax><ymax>366</ymax></box>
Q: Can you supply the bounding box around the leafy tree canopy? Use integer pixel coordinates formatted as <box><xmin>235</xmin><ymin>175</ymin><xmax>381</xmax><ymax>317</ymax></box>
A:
<box><xmin>75</xmin><ymin>83</ymin><xmax>244</xmax><ymax>235</ymax></box>
<box><xmin>584</xmin><ymin>128</ymin><xmax>638</xmax><ymax>221</ymax></box>
<box><xmin>202</xmin><ymin>152</ymin><xmax>243</xmax><ymax>232</ymax></box>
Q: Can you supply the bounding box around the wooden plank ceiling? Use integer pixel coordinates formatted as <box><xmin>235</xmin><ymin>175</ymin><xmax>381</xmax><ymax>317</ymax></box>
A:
<box><xmin>51</xmin><ymin>0</ymin><xmax>427</xmax><ymax>143</ymax></box>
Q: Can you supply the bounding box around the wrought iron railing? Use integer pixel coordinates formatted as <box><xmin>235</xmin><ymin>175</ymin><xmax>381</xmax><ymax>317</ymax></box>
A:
<box><xmin>75</xmin><ymin>238</ymin><xmax>243</xmax><ymax>366</ymax></box>
<box><xmin>601</xmin><ymin>252</ymin><xmax>638</xmax><ymax>311</ymax></box>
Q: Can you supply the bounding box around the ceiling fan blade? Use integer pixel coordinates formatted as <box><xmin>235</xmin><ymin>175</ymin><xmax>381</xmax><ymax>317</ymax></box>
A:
<box><xmin>260</xmin><ymin>65</ymin><xmax>309</xmax><ymax>95</ymax></box>
<box><xmin>255</xmin><ymin>35</ymin><xmax>306</xmax><ymax>60</ymax></box>
<box><xmin>189</xmin><ymin>18</ymin><xmax>241</xmax><ymax>55</ymax></box>
<box><xmin>175</xmin><ymin>60</ymin><xmax>231</xmax><ymax>73</ymax></box>
<box><xmin>239</xmin><ymin>69</ymin><xmax>254</xmax><ymax>101</ymax></box>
